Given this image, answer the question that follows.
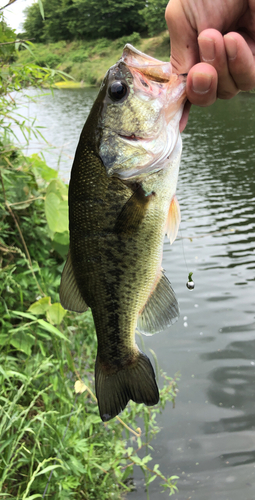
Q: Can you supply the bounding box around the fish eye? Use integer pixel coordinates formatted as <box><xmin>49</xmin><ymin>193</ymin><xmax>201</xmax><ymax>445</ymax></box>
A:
<box><xmin>108</xmin><ymin>81</ymin><xmax>128</xmax><ymax>101</ymax></box>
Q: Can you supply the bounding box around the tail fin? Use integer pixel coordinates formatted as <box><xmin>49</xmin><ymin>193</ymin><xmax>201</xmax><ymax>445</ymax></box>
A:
<box><xmin>95</xmin><ymin>351</ymin><xmax>159</xmax><ymax>422</ymax></box>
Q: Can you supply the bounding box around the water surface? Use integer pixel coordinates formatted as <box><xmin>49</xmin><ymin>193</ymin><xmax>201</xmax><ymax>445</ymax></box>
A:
<box><xmin>13</xmin><ymin>87</ymin><xmax>98</xmax><ymax>181</ymax></box>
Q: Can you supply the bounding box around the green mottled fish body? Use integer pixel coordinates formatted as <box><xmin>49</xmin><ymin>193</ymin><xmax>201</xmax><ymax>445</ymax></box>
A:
<box><xmin>60</xmin><ymin>45</ymin><xmax>186</xmax><ymax>421</ymax></box>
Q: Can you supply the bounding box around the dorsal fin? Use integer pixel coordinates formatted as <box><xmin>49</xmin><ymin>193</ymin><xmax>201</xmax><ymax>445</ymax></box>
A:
<box><xmin>165</xmin><ymin>195</ymin><xmax>181</xmax><ymax>244</ymax></box>
<box><xmin>59</xmin><ymin>251</ymin><xmax>88</xmax><ymax>313</ymax></box>
<box><xmin>137</xmin><ymin>270</ymin><xmax>179</xmax><ymax>335</ymax></box>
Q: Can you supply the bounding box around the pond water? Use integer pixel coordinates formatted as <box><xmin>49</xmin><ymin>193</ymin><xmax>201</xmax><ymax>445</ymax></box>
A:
<box><xmin>13</xmin><ymin>87</ymin><xmax>98</xmax><ymax>182</ymax></box>
<box><xmin>16</xmin><ymin>88</ymin><xmax>255</xmax><ymax>499</ymax></box>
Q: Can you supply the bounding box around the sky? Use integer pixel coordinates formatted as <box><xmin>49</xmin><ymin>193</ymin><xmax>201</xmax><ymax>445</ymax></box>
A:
<box><xmin>1</xmin><ymin>0</ymin><xmax>34</xmax><ymax>31</ymax></box>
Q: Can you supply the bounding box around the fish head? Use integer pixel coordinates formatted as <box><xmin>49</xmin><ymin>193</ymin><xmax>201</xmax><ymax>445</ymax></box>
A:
<box><xmin>98</xmin><ymin>44</ymin><xmax>186</xmax><ymax>181</ymax></box>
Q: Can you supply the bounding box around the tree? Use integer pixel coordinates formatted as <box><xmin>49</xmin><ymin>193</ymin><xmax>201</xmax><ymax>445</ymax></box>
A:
<box><xmin>140</xmin><ymin>0</ymin><xmax>168</xmax><ymax>37</ymax></box>
<box><xmin>23</xmin><ymin>0</ymin><xmax>147</xmax><ymax>42</ymax></box>
<box><xmin>72</xmin><ymin>0</ymin><xmax>146</xmax><ymax>39</ymax></box>
<box><xmin>22</xmin><ymin>3</ymin><xmax>44</xmax><ymax>43</ymax></box>
<box><xmin>23</xmin><ymin>0</ymin><xmax>76</xmax><ymax>42</ymax></box>
<box><xmin>0</xmin><ymin>13</ymin><xmax>16</xmax><ymax>63</ymax></box>
<box><xmin>42</xmin><ymin>0</ymin><xmax>79</xmax><ymax>42</ymax></box>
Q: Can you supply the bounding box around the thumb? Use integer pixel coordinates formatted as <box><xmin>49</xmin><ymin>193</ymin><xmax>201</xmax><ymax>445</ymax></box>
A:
<box><xmin>165</xmin><ymin>0</ymin><xmax>199</xmax><ymax>74</ymax></box>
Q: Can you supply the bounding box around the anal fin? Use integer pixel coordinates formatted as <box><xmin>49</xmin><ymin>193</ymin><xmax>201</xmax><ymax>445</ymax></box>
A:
<box><xmin>137</xmin><ymin>269</ymin><xmax>179</xmax><ymax>335</ymax></box>
<box><xmin>59</xmin><ymin>251</ymin><xmax>88</xmax><ymax>313</ymax></box>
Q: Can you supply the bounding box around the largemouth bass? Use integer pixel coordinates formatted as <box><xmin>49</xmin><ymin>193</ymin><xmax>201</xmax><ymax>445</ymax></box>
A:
<box><xmin>60</xmin><ymin>45</ymin><xmax>186</xmax><ymax>422</ymax></box>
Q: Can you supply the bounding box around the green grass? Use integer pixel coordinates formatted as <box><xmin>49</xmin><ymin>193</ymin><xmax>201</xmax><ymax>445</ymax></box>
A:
<box><xmin>17</xmin><ymin>31</ymin><xmax>171</xmax><ymax>87</ymax></box>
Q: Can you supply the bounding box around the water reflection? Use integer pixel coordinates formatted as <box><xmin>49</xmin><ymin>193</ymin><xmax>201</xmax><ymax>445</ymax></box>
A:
<box><xmin>204</xmin><ymin>412</ymin><xmax>255</xmax><ymax>434</ymax></box>
<box><xmin>14</xmin><ymin>87</ymin><xmax>98</xmax><ymax>181</ymax></box>
<box><xmin>220</xmin><ymin>451</ymin><xmax>255</xmax><ymax>467</ymax></box>
<box><xmin>207</xmin><ymin>363</ymin><xmax>255</xmax><ymax>405</ymax></box>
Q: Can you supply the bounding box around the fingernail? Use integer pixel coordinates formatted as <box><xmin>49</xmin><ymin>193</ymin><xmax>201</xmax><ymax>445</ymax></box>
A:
<box><xmin>192</xmin><ymin>73</ymin><xmax>212</xmax><ymax>94</ymax></box>
<box><xmin>198</xmin><ymin>36</ymin><xmax>215</xmax><ymax>62</ymax></box>
<box><xmin>225</xmin><ymin>35</ymin><xmax>237</xmax><ymax>60</ymax></box>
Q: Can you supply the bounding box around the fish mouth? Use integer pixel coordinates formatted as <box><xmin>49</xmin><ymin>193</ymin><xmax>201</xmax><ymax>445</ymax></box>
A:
<box><xmin>119</xmin><ymin>133</ymin><xmax>145</xmax><ymax>142</ymax></box>
<box><xmin>121</xmin><ymin>44</ymin><xmax>173</xmax><ymax>81</ymax></box>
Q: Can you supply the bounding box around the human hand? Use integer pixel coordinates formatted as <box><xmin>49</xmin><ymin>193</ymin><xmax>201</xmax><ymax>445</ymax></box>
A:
<box><xmin>165</xmin><ymin>0</ymin><xmax>255</xmax><ymax>131</ymax></box>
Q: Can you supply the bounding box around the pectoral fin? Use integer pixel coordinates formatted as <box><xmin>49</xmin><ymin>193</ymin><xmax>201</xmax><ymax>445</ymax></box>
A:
<box><xmin>137</xmin><ymin>269</ymin><xmax>179</xmax><ymax>335</ymax></box>
<box><xmin>59</xmin><ymin>251</ymin><xmax>88</xmax><ymax>313</ymax></box>
<box><xmin>166</xmin><ymin>195</ymin><xmax>181</xmax><ymax>244</ymax></box>
<box><xmin>114</xmin><ymin>184</ymin><xmax>153</xmax><ymax>235</ymax></box>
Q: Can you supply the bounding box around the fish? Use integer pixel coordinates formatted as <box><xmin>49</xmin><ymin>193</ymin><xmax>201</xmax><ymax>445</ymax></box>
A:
<box><xmin>60</xmin><ymin>44</ymin><xmax>186</xmax><ymax>422</ymax></box>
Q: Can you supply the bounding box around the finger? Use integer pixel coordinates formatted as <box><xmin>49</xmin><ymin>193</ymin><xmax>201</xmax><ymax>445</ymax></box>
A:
<box><xmin>186</xmin><ymin>63</ymin><xmax>218</xmax><ymax>107</ymax></box>
<box><xmin>198</xmin><ymin>29</ymin><xmax>239</xmax><ymax>99</ymax></box>
<box><xmin>165</xmin><ymin>0</ymin><xmax>199</xmax><ymax>74</ymax></box>
<box><xmin>179</xmin><ymin>101</ymin><xmax>192</xmax><ymax>132</ymax></box>
<box><xmin>224</xmin><ymin>32</ymin><xmax>255</xmax><ymax>91</ymax></box>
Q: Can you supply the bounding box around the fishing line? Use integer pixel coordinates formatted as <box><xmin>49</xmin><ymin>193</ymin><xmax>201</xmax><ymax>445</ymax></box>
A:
<box><xmin>179</xmin><ymin>227</ymin><xmax>195</xmax><ymax>290</ymax></box>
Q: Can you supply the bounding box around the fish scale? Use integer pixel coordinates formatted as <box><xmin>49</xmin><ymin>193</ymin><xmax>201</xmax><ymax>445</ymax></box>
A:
<box><xmin>60</xmin><ymin>44</ymin><xmax>186</xmax><ymax>421</ymax></box>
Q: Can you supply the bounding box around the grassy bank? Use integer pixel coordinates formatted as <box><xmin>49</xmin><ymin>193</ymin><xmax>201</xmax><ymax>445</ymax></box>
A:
<box><xmin>17</xmin><ymin>31</ymin><xmax>170</xmax><ymax>87</ymax></box>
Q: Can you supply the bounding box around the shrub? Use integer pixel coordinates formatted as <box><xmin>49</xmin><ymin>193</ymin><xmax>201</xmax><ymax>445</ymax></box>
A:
<box><xmin>115</xmin><ymin>32</ymin><xmax>141</xmax><ymax>49</ymax></box>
